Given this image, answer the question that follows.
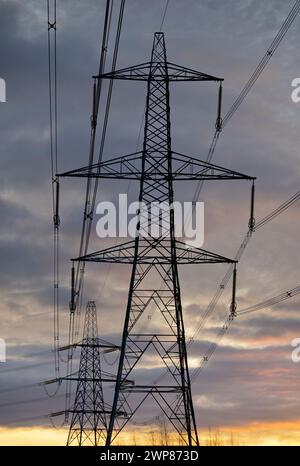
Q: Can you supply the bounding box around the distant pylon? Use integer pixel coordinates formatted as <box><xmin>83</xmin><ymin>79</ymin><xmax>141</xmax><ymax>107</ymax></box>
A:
<box><xmin>67</xmin><ymin>301</ymin><xmax>107</xmax><ymax>446</ymax></box>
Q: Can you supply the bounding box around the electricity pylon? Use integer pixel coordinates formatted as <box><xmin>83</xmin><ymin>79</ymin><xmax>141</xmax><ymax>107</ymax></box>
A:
<box><xmin>48</xmin><ymin>300</ymin><xmax>120</xmax><ymax>445</ymax></box>
<box><xmin>66</xmin><ymin>301</ymin><xmax>108</xmax><ymax>446</ymax></box>
<box><xmin>59</xmin><ymin>32</ymin><xmax>254</xmax><ymax>446</ymax></box>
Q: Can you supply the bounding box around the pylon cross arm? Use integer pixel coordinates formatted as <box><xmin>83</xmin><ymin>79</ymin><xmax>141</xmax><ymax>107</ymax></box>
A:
<box><xmin>73</xmin><ymin>239</ymin><xmax>236</xmax><ymax>265</ymax></box>
<box><xmin>58</xmin><ymin>150</ymin><xmax>254</xmax><ymax>181</ymax></box>
<box><xmin>57</xmin><ymin>151</ymin><xmax>143</xmax><ymax>179</ymax></box>
<box><xmin>93</xmin><ymin>61</ymin><xmax>223</xmax><ymax>82</ymax></box>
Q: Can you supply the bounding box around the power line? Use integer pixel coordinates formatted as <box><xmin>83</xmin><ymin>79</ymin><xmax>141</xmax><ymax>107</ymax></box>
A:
<box><xmin>3</xmin><ymin>414</ymin><xmax>49</xmax><ymax>427</ymax></box>
<box><xmin>0</xmin><ymin>382</ymin><xmax>39</xmax><ymax>395</ymax></box>
<box><xmin>0</xmin><ymin>393</ymin><xmax>65</xmax><ymax>410</ymax></box>
<box><xmin>187</xmin><ymin>0</ymin><xmax>300</xmax><ymax>227</ymax></box>
<box><xmin>223</xmin><ymin>0</ymin><xmax>300</xmax><ymax>127</ymax></box>
<box><xmin>190</xmin><ymin>281</ymin><xmax>300</xmax><ymax>383</ymax></box>
<box><xmin>190</xmin><ymin>317</ymin><xmax>232</xmax><ymax>381</ymax></box>
<box><xmin>0</xmin><ymin>360</ymin><xmax>54</xmax><ymax>374</ymax></box>
<box><xmin>65</xmin><ymin>0</ymin><xmax>126</xmax><ymax>420</ymax></box>
<box><xmin>190</xmin><ymin>214</ymin><xmax>300</xmax><ymax>379</ymax></box>
<box><xmin>237</xmin><ymin>285</ymin><xmax>300</xmax><ymax>316</ymax></box>
<box><xmin>187</xmin><ymin>187</ymin><xmax>300</xmax><ymax>354</ymax></box>
<box><xmin>159</xmin><ymin>0</ymin><xmax>170</xmax><ymax>32</ymax></box>
<box><xmin>47</xmin><ymin>0</ymin><xmax>60</xmax><ymax>379</ymax></box>
<box><xmin>255</xmin><ymin>190</ymin><xmax>300</xmax><ymax>230</ymax></box>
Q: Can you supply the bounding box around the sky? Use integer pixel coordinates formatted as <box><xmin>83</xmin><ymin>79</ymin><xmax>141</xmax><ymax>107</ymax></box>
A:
<box><xmin>0</xmin><ymin>0</ymin><xmax>300</xmax><ymax>446</ymax></box>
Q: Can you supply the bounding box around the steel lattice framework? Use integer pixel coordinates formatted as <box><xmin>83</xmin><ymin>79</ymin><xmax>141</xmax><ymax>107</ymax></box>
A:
<box><xmin>59</xmin><ymin>32</ymin><xmax>254</xmax><ymax>446</ymax></box>
<box><xmin>66</xmin><ymin>301</ymin><xmax>108</xmax><ymax>446</ymax></box>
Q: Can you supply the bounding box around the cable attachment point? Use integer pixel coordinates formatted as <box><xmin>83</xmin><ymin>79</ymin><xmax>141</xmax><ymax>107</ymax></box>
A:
<box><xmin>53</xmin><ymin>178</ymin><xmax>60</xmax><ymax>228</ymax></box>
<box><xmin>91</xmin><ymin>79</ymin><xmax>98</xmax><ymax>129</ymax></box>
<box><xmin>229</xmin><ymin>264</ymin><xmax>237</xmax><ymax>320</ymax></box>
<box><xmin>215</xmin><ymin>82</ymin><xmax>223</xmax><ymax>132</ymax></box>
<box><xmin>248</xmin><ymin>180</ymin><xmax>256</xmax><ymax>233</ymax></box>
<box><xmin>48</xmin><ymin>21</ymin><xmax>56</xmax><ymax>30</ymax></box>
<box><xmin>84</xmin><ymin>211</ymin><xmax>93</xmax><ymax>221</ymax></box>
<box><xmin>69</xmin><ymin>262</ymin><xmax>76</xmax><ymax>313</ymax></box>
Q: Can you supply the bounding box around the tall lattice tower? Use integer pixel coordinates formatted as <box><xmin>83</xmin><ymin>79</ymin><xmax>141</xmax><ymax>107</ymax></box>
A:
<box><xmin>67</xmin><ymin>301</ymin><xmax>107</xmax><ymax>446</ymax></box>
<box><xmin>60</xmin><ymin>32</ymin><xmax>253</xmax><ymax>445</ymax></box>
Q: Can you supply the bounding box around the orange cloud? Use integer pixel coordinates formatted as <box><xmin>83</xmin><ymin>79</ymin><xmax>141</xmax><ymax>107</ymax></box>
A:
<box><xmin>1</xmin><ymin>419</ymin><xmax>300</xmax><ymax>446</ymax></box>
